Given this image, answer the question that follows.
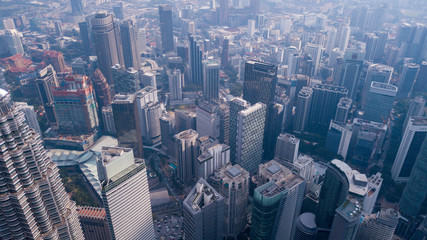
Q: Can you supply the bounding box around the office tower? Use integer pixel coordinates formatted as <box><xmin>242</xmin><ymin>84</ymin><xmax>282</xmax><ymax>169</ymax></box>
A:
<box><xmin>159</xmin><ymin>5</ymin><xmax>174</xmax><ymax>52</ymax></box>
<box><xmin>218</xmin><ymin>103</ymin><xmax>230</xmax><ymax>144</ymax></box>
<box><xmin>0</xmin><ymin>29</ymin><xmax>24</xmax><ymax>57</ymax></box>
<box><xmin>92</xmin><ymin>69</ymin><xmax>112</xmax><ymax>109</ymax></box>
<box><xmin>337</xmin><ymin>24</ymin><xmax>350</xmax><ymax>51</ymax></box>
<box><xmin>43</xmin><ymin>51</ymin><xmax>67</xmax><ymax>73</ymax></box>
<box><xmin>1</xmin><ymin>17</ymin><xmax>15</xmax><ymax>29</ymax></box>
<box><xmin>403</xmin><ymin>96</ymin><xmax>426</xmax><ymax>130</ymax></box>
<box><xmin>36</xmin><ymin>65</ymin><xmax>59</xmax><ymax>127</ymax></box>
<box><xmin>111</xmin><ymin>64</ymin><xmax>140</xmax><ymax>94</ymax></box>
<box><xmin>113</xmin><ymin>2</ymin><xmax>124</xmax><ymax>19</ymax></box>
<box><xmin>411</xmin><ymin>215</ymin><xmax>427</xmax><ymax>239</ymax></box>
<box><xmin>98</xmin><ymin>147</ymin><xmax>155</xmax><ymax>240</ymax></box>
<box><xmin>329</xmin><ymin>48</ymin><xmax>343</xmax><ymax>68</ymax></box>
<box><xmin>365</xmin><ymin>33</ymin><xmax>379</xmax><ymax>61</ymax></box>
<box><xmin>196</xmin><ymin>99</ymin><xmax>220</xmax><ymax>139</ymax></box>
<box><xmin>183</xmin><ymin>178</ymin><xmax>224</xmax><ymax>240</ymax></box>
<box><xmin>397</xmin><ymin>23</ymin><xmax>427</xmax><ymax>62</ymax></box>
<box><xmin>0</xmin><ymin>90</ymin><xmax>84</xmax><ymax>239</ymax></box>
<box><xmin>280</xmin><ymin>18</ymin><xmax>292</xmax><ymax>34</ymax></box>
<box><xmin>218</xmin><ymin>0</ymin><xmax>229</xmax><ymax>25</ymax></box>
<box><xmin>243</xmin><ymin>60</ymin><xmax>277</xmax><ymax>105</ymax></box>
<box><xmin>208</xmin><ymin>164</ymin><xmax>249</xmax><ymax>239</ymax></box>
<box><xmin>221</xmin><ymin>38</ymin><xmax>229</xmax><ymax>68</ymax></box>
<box><xmin>235</xmin><ymin>103</ymin><xmax>266</xmax><ymax>173</ymax></box>
<box><xmin>363</xmin><ymin>172</ymin><xmax>383</xmax><ymax>215</ymax></box>
<box><xmin>91</xmin><ymin>13</ymin><xmax>124</xmax><ymax>84</ymax></box>
<box><xmin>188</xmin><ymin>35</ymin><xmax>204</xmax><ymax>86</ymax></box>
<box><xmin>308</xmin><ymin>84</ymin><xmax>347</xmax><ymax>129</ymax></box>
<box><xmin>351</xmin><ymin>130</ymin><xmax>379</xmax><ymax>169</ymax></box>
<box><xmin>70</xmin><ymin>0</ymin><xmax>84</xmax><ymax>16</ymax></box>
<box><xmin>325</xmin><ymin>121</ymin><xmax>352</xmax><ymax>160</ymax></box>
<box><xmin>304</xmin><ymin>43</ymin><xmax>322</xmax><ymax>76</ymax></box>
<box><xmin>263</xmin><ymin>103</ymin><xmax>284</xmax><ymax>160</ymax></box>
<box><xmin>247</xmin><ymin>19</ymin><xmax>256</xmax><ymax>37</ymax></box>
<box><xmin>391</xmin><ymin>117</ymin><xmax>427</xmax><ymax>182</ymax></box>
<box><xmin>175</xmin><ymin>110</ymin><xmax>196</xmax><ymax>132</ymax></box>
<box><xmin>363</xmin><ymin>82</ymin><xmax>397</xmax><ymax>123</ymax></box>
<box><xmin>52</xmin><ymin>75</ymin><xmax>99</xmax><ymax>134</ymax></box>
<box><xmin>401</xmin><ymin>154</ymin><xmax>427</xmax><ymax>217</ymax></box>
<box><xmin>362</xmin><ymin>64</ymin><xmax>394</xmax><ymax>106</ymax></box>
<box><xmin>413</xmin><ymin>61</ymin><xmax>427</xmax><ymax>94</ymax></box>
<box><xmin>338</xmin><ymin>50</ymin><xmax>364</xmax><ymax>100</ymax></box>
<box><xmin>137</xmin><ymin>28</ymin><xmax>147</xmax><ymax>53</ymax></box>
<box><xmin>251</xmin><ymin>161</ymin><xmax>305</xmax><ymax>240</ymax></box>
<box><xmin>294</xmin><ymin>213</ymin><xmax>318</xmax><ymax>240</ymax></box>
<box><xmin>175</xmin><ymin>129</ymin><xmax>198</xmax><ymax>182</ymax></box>
<box><xmin>325</xmin><ymin>28</ymin><xmax>337</xmax><ymax>55</ymax></box>
<box><xmin>335</xmin><ymin>97</ymin><xmax>352</xmax><ymax>123</ymax></box>
<box><xmin>16</xmin><ymin>102</ymin><xmax>42</xmax><ymax>134</ymax></box>
<box><xmin>196</xmin><ymin>142</ymin><xmax>230</xmax><ymax>180</ymax></box>
<box><xmin>328</xmin><ymin>196</ymin><xmax>363</xmax><ymax>240</ymax></box>
<box><xmin>135</xmin><ymin>87</ymin><xmax>161</xmax><ymax>145</ymax></box>
<box><xmin>250</xmin><ymin>0</ymin><xmax>260</xmax><ymax>13</ymax></box>
<box><xmin>160</xmin><ymin>112</ymin><xmax>175</xmax><ymax>155</ymax></box>
<box><xmin>54</xmin><ymin>20</ymin><xmax>63</xmax><ymax>36</ymax></box>
<box><xmin>102</xmin><ymin>106</ymin><xmax>116</xmax><ymax>135</ymax></box>
<box><xmin>79</xmin><ymin>21</ymin><xmax>92</xmax><ymax>54</ymax></box>
<box><xmin>141</xmin><ymin>72</ymin><xmax>156</xmax><ymax>88</ymax></box>
<box><xmin>78</xmin><ymin>207</ymin><xmax>112</xmax><ymax>240</ymax></box>
<box><xmin>120</xmin><ymin>20</ymin><xmax>140</xmax><ymax>69</ymax></box>
<box><xmin>168</xmin><ymin>69</ymin><xmax>183</xmax><ymax>101</ymax></box>
<box><xmin>291</xmin><ymin>154</ymin><xmax>315</xmax><ymax>185</ymax></box>
<box><xmin>202</xmin><ymin>60</ymin><xmax>220</xmax><ymax>99</ymax></box>
<box><xmin>294</xmin><ymin>87</ymin><xmax>313</xmax><ymax>133</ymax></box>
<box><xmin>229</xmin><ymin>98</ymin><xmax>250</xmax><ymax>163</ymax></box>
<box><xmin>398</xmin><ymin>63</ymin><xmax>419</xmax><ymax>99</ymax></box>
<box><xmin>112</xmin><ymin>94</ymin><xmax>143</xmax><ymax>157</ymax></box>
<box><xmin>355</xmin><ymin>208</ymin><xmax>400</xmax><ymax>240</ymax></box>
<box><xmin>274</xmin><ymin>133</ymin><xmax>300</xmax><ymax>165</ymax></box>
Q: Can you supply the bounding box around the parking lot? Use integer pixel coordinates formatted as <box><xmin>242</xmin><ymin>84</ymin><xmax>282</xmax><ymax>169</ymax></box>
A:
<box><xmin>155</xmin><ymin>214</ymin><xmax>183</xmax><ymax>240</ymax></box>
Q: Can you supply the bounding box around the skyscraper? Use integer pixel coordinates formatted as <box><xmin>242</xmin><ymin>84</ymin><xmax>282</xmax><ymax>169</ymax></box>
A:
<box><xmin>175</xmin><ymin>110</ymin><xmax>197</xmax><ymax>132</ymax></box>
<box><xmin>274</xmin><ymin>133</ymin><xmax>300</xmax><ymax>165</ymax></box>
<box><xmin>98</xmin><ymin>147</ymin><xmax>155</xmax><ymax>240</ymax></box>
<box><xmin>52</xmin><ymin>75</ymin><xmax>99</xmax><ymax>134</ymax></box>
<box><xmin>196</xmin><ymin>142</ymin><xmax>230</xmax><ymax>180</ymax></box>
<box><xmin>175</xmin><ymin>129</ymin><xmax>199</xmax><ymax>182</ymax></box>
<box><xmin>70</xmin><ymin>0</ymin><xmax>84</xmax><ymax>16</ymax></box>
<box><xmin>189</xmin><ymin>35</ymin><xmax>204</xmax><ymax>86</ymax></box>
<box><xmin>0</xmin><ymin>89</ymin><xmax>84</xmax><ymax>239</ymax></box>
<box><xmin>338</xmin><ymin>50</ymin><xmax>365</xmax><ymax>99</ymax></box>
<box><xmin>111</xmin><ymin>64</ymin><xmax>140</xmax><ymax>94</ymax></box>
<box><xmin>0</xmin><ymin>29</ymin><xmax>24</xmax><ymax>57</ymax></box>
<box><xmin>202</xmin><ymin>60</ymin><xmax>220</xmax><ymax>99</ymax></box>
<box><xmin>229</xmin><ymin>97</ymin><xmax>250</xmax><ymax>163</ymax></box>
<box><xmin>159</xmin><ymin>5</ymin><xmax>174</xmax><ymax>52</ymax></box>
<box><xmin>412</xmin><ymin>61</ymin><xmax>427</xmax><ymax>94</ymax></box>
<box><xmin>43</xmin><ymin>50</ymin><xmax>67</xmax><ymax>73</ymax></box>
<box><xmin>263</xmin><ymin>103</ymin><xmax>284</xmax><ymax>160</ymax></box>
<box><xmin>325</xmin><ymin>121</ymin><xmax>353</xmax><ymax>160</ymax></box>
<box><xmin>294</xmin><ymin>86</ymin><xmax>313</xmax><ymax>133</ymax></box>
<box><xmin>92</xmin><ymin>69</ymin><xmax>112</xmax><ymax>110</ymax></box>
<box><xmin>235</xmin><ymin>103</ymin><xmax>266</xmax><ymax>173</ymax></box>
<box><xmin>243</xmin><ymin>60</ymin><xmax>277</xmax><ymax>105</ymax></box>
<box><xmin>403</xmin><ymin>96</ymin><xmax>426</xmax><ymax>130</ymax></box>
<box><xmin>78</xmin><ymin>207</ymin><xmax>112</xmax><ymax>240</ymax></box>
<box><xmin>120</xmin><ymin>19</ymin><xmax>140</xmax><ymax>69</ymax></box>
<box><xmin>304</xmin><ymin>43</ymin><xmax>323</xmax><ymax>76</ymax></box>
<box><xmin>112</xmin><ymin>2</ymin><xmax>124</xmax><ymax>20</ymax></box>
<box><xmin>135</xmin><ymin>87</ymin><xmax>161</xmax><ymax>145</ymax></box>
<box><xmin>391</xmin><ymin>117</ymin><xmax>427</xmax><ymax>182</ymax></box>
<box><xmin>362</xmin><ymin>63</ymin><xmax>394</xmax><ymax>106</ymax></box>
<box><xmin>398</xmin><ymin>63</ymin><xmax>419</xmax><ymax>99</ymax></box>
<box><xmin>294</xmin><ymin>213</ymin><xmax>318</xmax><ymax>240</ymax></box>
<box><xmin>102</xmin><ymin>106</ymin><xmax>116</xmax><ymax>135</ymax></box>
<box><xmin>355</xmin><ymin>208</ymin><xmax>400</xmax><ymax>240</ymax></box>
<box><xmin>208</xmin><ymin>164</ymin><xmax>249</xmax><ymax>239</ymax></box>
<box><xmin>364</xmin><ymin>82</ymin><xmax>397</xmax><ymax>123</ymax></box>
<box><xmin>91</xmin><ymin>13</ymin><xmax>124</xmax><ymax>84</ymax></box>
<box><xmin>335</xmin><ymin>97</ymin><xmax>352</xmax><ymax>123</ymax></box>
<box><xmin>196</xmin><ymin>99</ymin><xmax>220</xmax><ymax>139</ymax></box>
<box><xmin>183</xmin><ymin>178</ymin><xmax>224</xmax><ymax>240</ymax></box>
<box><xmin>251</xmin><ymin>161</ymin><xmax>305</xmax><ymax>240</ymax></box>
<box><xmin>218</xmin><ymin>0</ymin><xmax>229</xmax><ymax>25</ymax></box>
<box><xmin>36</xmin><ymin>65</ymin><xmax>59</xmax><ymax>127</ymax></box>
<box><xmin>328</xmin><ymin>196</ymin><xmax>363</xmax><ymax>240</ymax></box>
<box><xmin>221</xmin><ymin>38</ymin><xmax>229</xmax><ymax>68</ymax></box>
<box><xmin>16</xmin><ymin>102</ymin><xmax>42</xmax><ymax>134</ymax></box>
<box><xmin>337</xmin><ymin>24</ymin><xmax>350</xmax><ymax>51</ymax></box>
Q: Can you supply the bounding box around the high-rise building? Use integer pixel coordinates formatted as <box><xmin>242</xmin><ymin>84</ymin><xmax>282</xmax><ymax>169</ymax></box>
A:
<box><xmin>16</xmin><ymin>102</ymin><xmax>42</xmax><ymax>134</ymax></box>
<box><xmin>362</xmin><ymin>63</ymin><xmax>394</xmax><ymax>106</ymax></box>
<box><xmin>243</xmin><ymin>60</ymin><xmax>277</xmax><ymax>105</ymax></box>
<box><xmin>218</xmin><ymin>102</ymin><xmax>230</xmax><ymax>144</ymax></box>
<box><xmin>403</xmin><ymin>96</ymin><xmax>426</xmax><ymax>130</ymax></box>
<box><xmin>135</xmin><ymin>87</ymin><xmax>161</xmax><ymax>145</ymax></box>
<box><xmin>338</xmin><ymin>50</ymin><xmax>365</xmax><ymax>99</ymax></box>
<box><xmin>294</xmin><ymin>213</ymin><xmax>318</xmax><ymax>240</ymax></box>
<box><xmin>337</xmin><ymin>24</ymin><xmax>351</xmax><ymax>51</ymax></box>
<box><xmin>79</xmin><ymin>21</ymin><xmax>92</xmax><ymax>54</ymax></box>
<box><xmin>335</xmin><ymin>97</ymin><xmax>352</xmax><ymax>123</ymax></box>
<box><xmin>92</xmin><ymin>69</ymin><xmax>112</xmax><ymax>109</ymax></box>
<box><xmin>235</xmin><ymin>103</ymin><xmax>266</xmax><ymax>173</ymax></box>
<box><xmin>304</xmin><ymin>43</ymin><xmax>323</xmax><ymax>76</ymax></box>
<box><xmin>294</xmin><ymin>87</ymin><xmax>313</xmax><ymax>133</ymax></box>
<box><xmin>78</xmin><ymin>207</ymin><xmax>112</xmax><ymax>240</ymax></box>
<box><xmin>251</xmin><ymin>161</ymin><xmax>305</xmax><ymax>240</ymax></box>
<box><xmin>325</xmin><ymin>120</ymin><xmax>353</xmax><ymax>160</ymax></box>
<box><xmin>363</xmin><ymin>82</ymin><xmax>397</xmax><ymax>123</ymax></box>
<box><xmin>137</xmin><ymin>28</ymin><xmax>147</xmax><ymax>54</ymax></box>
<box><xmin>229</xmin><ymin>97</ymin><xmax>250</xmax><ymax>163</ymax></box>
<box><xmin>188</xmin><ymin>35</ymin><xmax>204</xmax><ymax>86</ymax></box>
<box><xmin>391</xmin><ymin>117</ymin><xmax>427</xmax><ymax>182</ymax></box>
<box><xmin>325</xmin><ymin>28</ymin><xmax>338</xmax><ymax>55</ymax></box>
<box><xmin>111</xmin><ymin>64</ymin><xmax>140</xmax><ymax>94</ymax></box>
<box><xmin>412</xmin><ymin>61</ymin><xmax>427</xmax><ymax>94</ymax></box>
<box><xmin>0</xmin><ymin>89</ymin><xmax>84</xmax><ymax>239</ymax></box>
<box><xmin>183</xmin><ymin>178</ymin><xmax>224</xmax><ymax>240</ymax></box>
<box><xmin>363</xmin><ymin>172</ymin><xmax>383</xmax><ymax>215</ymax></box>
<box><xmin>52</xmin><ymin>75</ymin><xmax>99</xmax><ymax>134</ymax></box>
<box><xmin>328</xmin><ymin>196</ymin><xmax>363</xmax><ymax>240</ymax></box>
<box><xmin>274</xmin><ymin>133</ymin><xmax>300</xmax><ymax>165</ymax></box>
<box><xmin>142</xmin><ymin>72</ymin><xmax>156</xmax><ymax>88</ymax></box>
<box><xmin>111</xmin><ymin>94</ymin><xmax>143</xmax><ymax>157</ymax></box>
<box><xmin>91</xmin><ymin>13</ymin><xmax>124</xmax><ymax>84</ymax></box>
<box><xmin>160</xmin><ymin>111</ymin><xmax>175</xmax><ymax>156</ymax></box>
<box><xmin>0</xmin><ymin>29</ymin><xmax>24</xmax><ymax>57</ymax></box>
<box><xmin>221</xmin><ymin>38</ymin><xmax>229</xmax><ymax>68</ymax></box>
<box><xmin>308</xmin><ymin>84</ymin><xmax>347</xmax><ymax>129</ymax></box>
<box><xmin>175</xmin><ymin>110</ymin><xmax>196</xmax><ymax>132</ymax></box>
<box><xmin>168</xmin><ymin>69</ymin><xmax>183</xmax><ymax>101</ymax></box>
<box><xmin>36</xmin><ymin>65</ymin><xmax>59</xmax><ymax>127</ymax></box>
<box><xmin>70</xmin><ymin>0</ymin><xmax>84</xmax><ymax>16</ymax></box>
<box><xmin>218</xmin><ymin>0</ymin><xmax>229</xmax><ymax>25</ymax></box>
<box><xmin>263</xmin><ymin>103</ymin><xmax>284</xmax><ymax>160</ymax></box>
<box><xmin>196</xmin><ymin>99</ymin><xmax>220</xmax><ymax>139</ymax></box>
<box><xmin>112</xmin><ymin>2</ymin><xmax>124</xmax><ymax>20</ymax></box>
<box><xmin>398</xmin><ymin>63</ymin><xmax>419</xmax><ymax>99</ymax></box>
<box><xmin>399</xmin><ymin>135</ymin><xmax>427</xmax><ymax>217</ymax></box>
<box><xmin>196</xmin><ymin>142</ymin><xmax>230</xmax><ymax>180</ymax></box>
<box><xmin>120</xmin><ymin>20</ymin><xmax>140</xmax><ymax>69</ymax></box>
<box><xmin>159</xmin><ymin>5</ymin><xmax>174</xmax><ymax>52</ymax></box>
<box><xmin>102</xmin><ymin>106</ymin><xmax>116</xmax><ymax>135</ymax></box>
<box><xmin>43</xmin><ymin>50</ymin><xmax>67</xmax><ymax>73</ymax></box>
<box><xmin>202</xmin><ymin>60</ymin><xmax>220</xmax><ymax>99</ymax></box>
<box><xmin>98</xmin><ymin>147</ymin><xmax>155</xmax><ymax>240</ymax></box>
<box><xmin>250</xmin><ymin>0</ymin><xmax>260</xmax><ymax>14</ymax></box>
<box><xmin>355</xmin><ymin>208</ymin><xmax>400</xmax><ymax>240</ymax></box>
<box><xmin>248</xmin><ymin>19</ymin><xmax>256</xmax><ymax>38</ymax></box>
<box><xmin>208</xmin><ymin>164</ymin><xmax>249</xmax><ymax>239</ymax></box>
<box><xmin>175</xmin><ymin>129</ymin><xmax>199</xmax><ymax>182</ymax></box>
<box><xmin>365</xmin><ymin>32</ymin><xmax>387</xmax><ymax>62</ymax></box>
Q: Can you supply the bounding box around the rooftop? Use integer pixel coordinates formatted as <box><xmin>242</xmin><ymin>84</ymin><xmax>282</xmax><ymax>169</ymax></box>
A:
<box><xmin>77</xmin><ymin>206</ymin><xmax>106</xmax><ymax>220</ymax></box>
<box><xmin>278</xmin><ymin>133</ymin><xmax>299</xmax><ymax>144</ymax></box>
<box><xmin>184</xmin><ymin>178</ymin><xmax>223</xmax><ymax>213</ymax></box>
<box><xmin>175</xmin><ymin>129</ymin><xmax>198</xmax><ymax>140</ymax></box>
<box><xmin>336</xmin><ymin>196</ymin><xmax>363</xmax><ymax>221</ymax></box>
<box><xmin>331</xmin><ymin>159</ymin><xmax>368</xmax><ymax>197</ymax></box>
<box><xmin>409</xmin><ymin>116</ymin><xmax>427</xmax><ymax>126</ymax></box>
<box><xmin>101</xmin><ymin>146</ymin><xmax>132</xmax><ymax>165</ymax></box>
<box><xmin>239</xmin><ymin>103</ymin><xmax>265</xmax><ymax>116</ymax></box>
